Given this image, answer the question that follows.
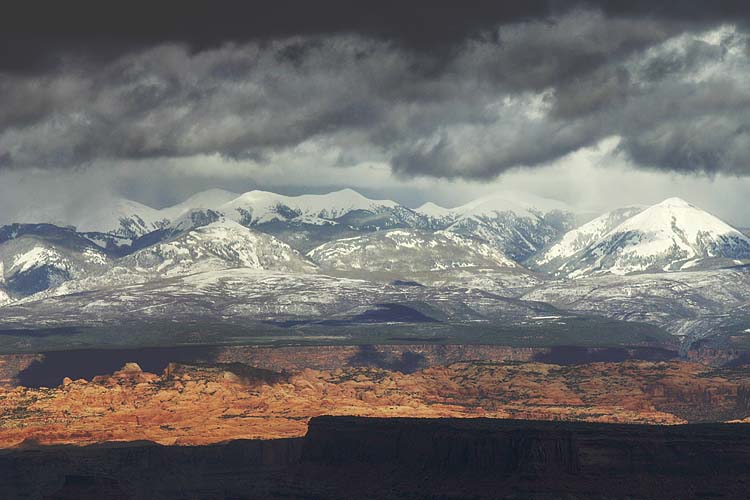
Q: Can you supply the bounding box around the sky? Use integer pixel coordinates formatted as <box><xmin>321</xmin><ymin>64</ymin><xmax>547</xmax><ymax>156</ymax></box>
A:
<box><xmin>2</xmin><ymin>1</ymin><xmax>750</xmax><ymax>225</ymax></box>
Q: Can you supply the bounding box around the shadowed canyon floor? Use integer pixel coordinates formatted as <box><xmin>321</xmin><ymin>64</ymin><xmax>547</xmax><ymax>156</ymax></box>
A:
<box><xmin>4</xmin><ymin>417</ymin><xmax>750</xmax><ymax>499</ymax></box>
<box><xmin>0</xmin><ymin>343</ymin><xmax>680</xmax><ymax>389</ymax></box>
<box><xmin>2</xmin><ymin>359</ymin><xmax>750</xmax><ymax>447</ymax></box>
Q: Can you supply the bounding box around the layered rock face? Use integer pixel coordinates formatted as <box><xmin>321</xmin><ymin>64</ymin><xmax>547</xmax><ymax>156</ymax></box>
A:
<box><xmin>303</xmin><ymin>416</ymin><xmax>750</xmax><ymax>477</ymax></box>
<box><xmin>2</xmin><ymin>360</ymin><xmax>750</xmax><ymax>447</ymax></box>
<box><xmin>3</xmin><ymin>417</ymin><xmax>750</xmax><ymax>499</ymax></box>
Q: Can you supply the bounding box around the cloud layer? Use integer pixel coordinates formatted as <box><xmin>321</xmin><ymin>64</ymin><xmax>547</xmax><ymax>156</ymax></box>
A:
<box><xmin>1</xmin><ymin>8</ymin><xmax>749</xmax><ymax>178</ymax></box>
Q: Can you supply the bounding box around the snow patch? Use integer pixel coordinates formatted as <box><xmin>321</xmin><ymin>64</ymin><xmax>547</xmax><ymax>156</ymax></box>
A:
<box><xmin>9</xmin><ymin>246</ymin><xmax>67</xmax><ymax>275</ymax></box>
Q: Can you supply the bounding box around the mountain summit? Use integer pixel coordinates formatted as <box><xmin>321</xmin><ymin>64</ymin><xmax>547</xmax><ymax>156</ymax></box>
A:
<box><xmin>218</xmin><ymin>188</ymin><xmax>400</xmax><ymax>226</ymax></box>
<box><xmin>538</xmin><ymin>197</ymin><xmax>750</xmax><ymax>277</ymax></box>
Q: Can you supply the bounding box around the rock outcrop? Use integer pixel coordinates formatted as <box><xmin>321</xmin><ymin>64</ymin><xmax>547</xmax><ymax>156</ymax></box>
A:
<box><xmin>2</xmin><ymin>360</ymin><xmax>750</xmax><ymax>448</ymax></box>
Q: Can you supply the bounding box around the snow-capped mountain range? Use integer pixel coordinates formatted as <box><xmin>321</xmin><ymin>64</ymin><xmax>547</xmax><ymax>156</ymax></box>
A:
<box><xmin>415</xmin><ymin>193</ymin><xmax>576</xmax><ymax>261</ymax></box>
<box><xmin>121</xmin><ymin>218</ymin><xmax>316</xmax><ymax>277</ymax></box>
<box><xmin>0</xmin><ymin>187</ymin><xmax>571</xmax><ymax>302</ymax></box>
<box><xmin>2</xmin><ymin>189</ymin><xmax>749</xmax><ymax>288</ymax></box>
<box><xmin>220</xmin><ymin>188</ymin><xmax>400</xmax><ymax>226</ymax></box>
<box><xmin>2</xmin><ymin>187</ymin><xmax>578</xmax><ymax>257</ymax></box>
<box><xmin>2</xmin><ymin>189</ymin><xmax>750</xmax><ymax>347</ymax></box>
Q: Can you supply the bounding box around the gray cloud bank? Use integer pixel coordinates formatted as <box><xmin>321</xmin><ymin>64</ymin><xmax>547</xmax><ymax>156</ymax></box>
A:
<box><xmin>1</xmin><ymin>8</ymin><xmax>749</xmax><ymax>178</ymax></box>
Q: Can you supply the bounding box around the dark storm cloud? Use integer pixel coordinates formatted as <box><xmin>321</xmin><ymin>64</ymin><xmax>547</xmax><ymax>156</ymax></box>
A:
<box><xmin>0</xmin><ymin>1</ymin><xmax>562</xmax><ymax>73</ymax></box>
<box><xmin>2</xmin><ymin>2</ymin><xmax>750</xmax><ymax>177</ymax></box>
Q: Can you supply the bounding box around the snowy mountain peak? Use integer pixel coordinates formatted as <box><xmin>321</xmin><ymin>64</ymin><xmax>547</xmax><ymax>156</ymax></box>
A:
<box><xmin>308</xmin><ymin>188</ymin><xmax>399</xmax><ymax>210</ymax></box>
<box><xmin>456</xmin><ymin>196</ymin><xmax>535</xmax><ymax>219</ymax></box>
<box><xmin>417</xmin><ymin>192</ymin><xmax>573</xmax><ymax>222</ymax></box>
<box><xmin>48</xmin><ymin>197</ymin><xmax>169</xmax><ymax>240</ymax></box>
<box><xmin>328</xmin><ymin>187</ymin><xmax>376</xmax><ymax>202</ymax></box>
<box><xmin>160</xmin><ymin>189</ymin><xmax>238</xmax><ymax>220</ymax></box>
<box><xmin>438</xmin><ymin>193</ymin><xmax>576</xmax><ymax>262</ymax></box>
<box><xmin>455</xmin><ymin>192</ymin><xmax>571</xmax><ymax>219</ymax></box>
<box><xmin>219</xmin><ymin>188</ymin><xmax>400</xmax><ymax>225</ymax></box>
<box><xmin>547</xmin><ymin>198</ymin><xmax>750</xmax><ymax>277</ymax></box>
<box><xmin>528</xmin><ymin>206</ymin><xmax>645</xmax><ymax>272</ymax></box>
<box><xmin>415</xmin><ymin>202</ymin><xmax>453</xmax><ymax>219</ymax></box>
<box><xmin>615</xmin><ymin>198</ymin><xmax>741</xmax><ymax>242</ymax></box>
<box><xmin>655</xmin><ymin>197</ymin><xmax>693</xmax><ymax>208</ymax></box>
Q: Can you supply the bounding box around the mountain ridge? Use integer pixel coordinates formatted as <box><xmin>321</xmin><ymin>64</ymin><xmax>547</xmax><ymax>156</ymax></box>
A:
<box><xmin>307</xmin><ymin>228</ymin><xmax>518</xmax><ymax>274</ymax></box>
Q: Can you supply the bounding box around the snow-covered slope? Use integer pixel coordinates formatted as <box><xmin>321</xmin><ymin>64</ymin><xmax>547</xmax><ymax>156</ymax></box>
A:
<box><xmin>165</xmin><ymin>208</ymin><xmax>224</xmax><ymax>234</ymax></box>
<box><xmin>437</xmin><ymin>194</ymin><xmax>576</xmax><ymax>261</ymax></box>
<box><xmin>415</xmin><ymin>202</ymin><xmax>454</xmax><ymax>219</ymax></box>
<box><xmin>207</xmin><ymin>188</ymin><xmax>423</xmax><ymax>252</ymax></box>
<box><xmin>220</xmin><ymin>188</ymin><xmax>400</xmax><ymax>226</ymax></box>
<box><xmin>29</xmin><ymin>218</ymin><xmax>317</xmax><ymax>299</ymax></box>
<box><xmin>120</xmin><ymin>218</ymin><xmax>316</xmax><ymax>276</ymax></box>
<box><xmin>161</xmin><ymin>187</ymin><xmax>411</xmax><ymax>230</ymax></box>
<box><xmin>2</xmin><ymin>266</ymin><xmax>566</xmax><ymax>331</ymax></box>
<box><xmin>3</xmin><ymin>188</ymin><xmax>577</xmax><ymax>261</ymax></box>
<box><xmin>307</xmin><ymin>228</ymin><xmax>517</xmax><ymax>273</ymax></box>
<box><xmin>2</xmin><ymin>196</ymin><xmax>168</xmax><ymax>240</ymax></box>
<box><xmin>69</xmin><ymin>197</ymin><xmax>169</xmax><ymax>239</ymax></box>
<box><xmin>159</xmin><ymin>189</ymin><xmax>239</xmax><ymax>220</ymax></box>
<box><xmin>528</xmin><ymin>206</ymin><xmax>644</xmax><ymax>273</ymax></box>
<box><xmin>556</xmin><ymin>198</ymin><xmax>750</xmax><ymax>277</ymax></box>
<box><xmin>523</xmin><ymin>266</ymin><xmax>750</xmax><ymax>339</ymax></box>
<box><xmin>0</xmin><ymin>234</ymin><xmax>110</xmax><ymax>297</ymax></box>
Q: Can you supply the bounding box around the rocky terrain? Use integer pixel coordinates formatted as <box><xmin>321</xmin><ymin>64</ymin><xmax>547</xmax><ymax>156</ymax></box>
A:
<box><xmin>2</xmin><ymin>359</ymin><xmax>750</xmax><ymax>448</ymax></box>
